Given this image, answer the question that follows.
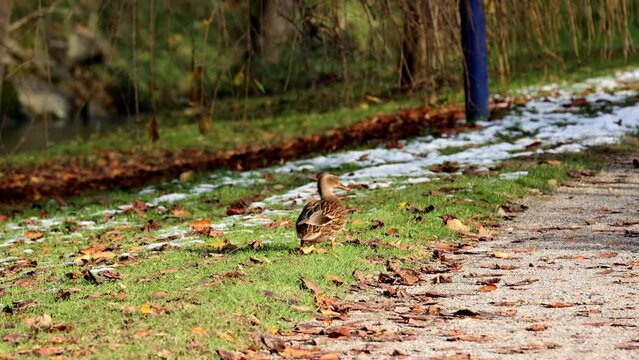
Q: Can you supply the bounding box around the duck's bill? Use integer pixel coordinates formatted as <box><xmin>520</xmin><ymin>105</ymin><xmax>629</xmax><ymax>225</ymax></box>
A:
<box><xmin>336</xmin><ymin>184</ymin><xmax>352</xmax><ymax>191</ymax></box>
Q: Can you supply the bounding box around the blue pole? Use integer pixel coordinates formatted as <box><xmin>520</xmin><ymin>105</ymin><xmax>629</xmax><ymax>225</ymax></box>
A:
<box><xmin>460</xmin><ymin>0</ymin><xmax>489</xmax><ymax>122</ymax></box>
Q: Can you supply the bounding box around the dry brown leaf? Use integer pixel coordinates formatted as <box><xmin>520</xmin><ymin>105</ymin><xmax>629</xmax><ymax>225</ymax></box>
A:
<box><xmin>384</xmin><ymin>228</ymin><xmax>399</xmax><ymax>237</ymax></box>
<box><xmin>444</xmin><ymin>218</ymin><xmax>470</xmax><ymax>233</ymax></box>
<box><xmin>324</xmin><ymin>275</ymin><xmax>344</xmax><ymax>286</ymax></box>
<box><xmin>527</xmin><ymin>324</ymin><xmax>550</xmax><ymax>332</ymax></box>
<box><xmin>300</xmin><ymin>278</ymin><xmax>321</xmax><ymax>297</ymax></box>
<box><xmin>171</xmin><ymin>207</ymin><xmax>192</xmax><ymax>218</ymax></box>
<box><xmin>25</xmin><ymin>314</ymin><xmax>52</xmax><ymax>330</ymax></box>
<box><xmin>151</xmin><ymin>291</ymin><xmax>168</xmax><ymax>298</ymax></box>
<box><xmin>36</xmin><ymin>347</ymin><xmax>64</xmax><ymax>356</ymax></box>
<box><xmin>544</xmin><ymin>302</ymin><xmax>573</xmax><ymax>308</ymax></box>
<box><xmin>23</xmin><ymin>230</ymin><xmax>43</xmax><ymax>240</ymax></box>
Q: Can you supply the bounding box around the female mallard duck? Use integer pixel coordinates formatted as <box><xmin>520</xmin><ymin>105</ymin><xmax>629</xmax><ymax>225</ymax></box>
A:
<box><xmin>296</xmin><ymin>173</ymin><xmax>350</xmax><ymax>248</ymax></box>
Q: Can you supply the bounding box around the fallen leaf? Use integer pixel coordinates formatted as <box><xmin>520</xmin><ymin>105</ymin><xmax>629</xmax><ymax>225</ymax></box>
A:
<box><xmin>370</xmin><ymin>219</ymin><xmax>384</xmax><ymax>229</ymax></box>
<box><xmin>298</xmin><ymin>245</ymin><xmax>327</xmax><ymax>255</ymax></box>
<box><xmin>263</xmin><ymin>220</ymin><xmax>292</xmax><ymax>229</ymax></box>
<box><xmin>25</xmin><ymin>314</ymin><xmax>52</xmax><ymax>330</ymax></box>
<box><xmin>151</xmin><ymin>291</ymin><xmax>168</xmax><ymax>298</ymax></box>
<box><xmin>140</xmin><ymin>304</ymin><xmax>154</xmax><ymax>314</ymax></box>
<box><xmin>546</xmin><ymin>160</ymin><xmax>561</xmax><ymax>166</ymax></box>
<box><xmin>527</xmin><ymin>324</ymin><xmax>549</xmax><ymax>332</ymax></box>
<box><xmin>477</xmin><ymin>283</ymin><xmax>497</xmax><ymax>292</ymax></box>
<box><xmin>384</xmin><ymin>228</ymin><xmax>399</xmax><ymax>237</ymax></box>
<box><xmin>190</xmin><ymin>327</ymin><xmax>209</xmax><ymax>335</ymax></box>
<box><xmin>447</xmin><ymin>334</ymin><xmax>492</xmax><ymax>343</ymax></box>
<box><xmin>216</xmin><ymin>331</ymin><xmax>236</xmax><ymax>342</ymax></box>
<box><xmin>300</xmin><ymin>278</ymin><xmax>321</xmax><ymax>297</ymax></box>
<box><xmin>23</xmin><ymin>230</ymin><xmax>43</xmax><ymax>240</ymax></box>
<box><xmin>47</xmin><ymin>336</ymin><xmax>75</xmax><ymax>344</ymax></box>
<box><xmin>36</xmin><ymin>347</ymin><xmax>64</xmax><ymax>356</ymax></box>
<box><xmin>570</xmin><ymin>97</ymin><xmax>588</xmax><ymax>107</ymax></box>
<box><xmin>216</xmin><ymin>349</ymin><xmax>244</xmax><ymax>360</ymax></box>
<box><xmin>387</xmin><ymin>262</ymin><xmax>421</xmax><ymax>285</ymax></box>
<box><xmin>396</xmin><ymin>201</ymin><xmax>410</xmax><ymax>209</ymax></box>
<box><xmin>139</xmin><ymin>303</ymin><xmax>167</xmax><ymax>315</ymax></box>
<box><xmin>430</xmin><ymin>161</ymin><xmax>460</xmax><ymax>173</ymax></box>
<box><xmin>544</xmin><ymin>302</ymin><xmax>573</xmax><ymax>308</ymax></box>
<box><xmin>492</xmin><ymin>251</ymin><xmax>511</xmax><ymax>259</ymax></box>
<box><xmin>324</xmin><ymin>275</ymin><xmax>344</xmax><ymax>286</ymax></box>
<box><xmin>444</xmin><ymin>218</ymin><xmax>470</xmax><ymax>233</ymax></box>
<box><xmin>189</xmin><ymin>219</ymin><xmax>212</xmax><ymax>231</ymax></box>
<box><xmin>171</xmin><ymin>207</ymin><xmax>192</xmax><ymax>218</ymax></box>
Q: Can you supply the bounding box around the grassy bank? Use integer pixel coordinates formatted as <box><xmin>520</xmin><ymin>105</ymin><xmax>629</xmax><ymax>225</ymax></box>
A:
<box><xmin>1</xmin><ymin>136</ymin><xmax>636</xmax><ymax>358</ymax></box>
<box><xmin>5</xmin><ymin>57</ymin><xmax>639</xmax><ymax>170</ymax></box>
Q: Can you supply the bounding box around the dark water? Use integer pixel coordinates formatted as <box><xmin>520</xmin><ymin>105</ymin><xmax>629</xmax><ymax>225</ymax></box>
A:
<box><xmin>0</xmin><ymin>115</ymin><xmax>129</xmax><ymax>155</ymax></box>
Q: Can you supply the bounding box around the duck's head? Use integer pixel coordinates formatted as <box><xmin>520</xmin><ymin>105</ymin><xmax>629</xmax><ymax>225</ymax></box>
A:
<box><xmin>317</xmin><ymin>173</ymin><xmax>351</xmax><ymax>198</ymax></box>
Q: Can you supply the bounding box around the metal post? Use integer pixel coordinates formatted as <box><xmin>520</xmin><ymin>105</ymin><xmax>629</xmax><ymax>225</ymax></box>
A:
<box><xmin>460</xmin><ymin>0</ymin><xmax>489</xmax><ymax>122</ymax></box>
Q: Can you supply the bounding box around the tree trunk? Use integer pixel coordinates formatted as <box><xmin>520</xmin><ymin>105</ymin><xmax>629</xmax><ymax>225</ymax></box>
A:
<box><xmin>254</xmin><ymin>0</ymin><xmax>295</xmax><ymax>64</ymax></box>
<box><xmin>0</xmin><ymin>0</ymin><xmax>12</xmax><ymax>110</ymax></box>
<box><xmin>399</xmin><ymin>0</ymin><xmax>430</xmax><ymax>90</ymax></box>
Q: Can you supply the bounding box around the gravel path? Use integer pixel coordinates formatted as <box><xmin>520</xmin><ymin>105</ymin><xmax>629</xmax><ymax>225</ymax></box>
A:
<box><xmin>279</xmin><ymin>164</ymin><xmax>639</xmax><ymax>359</ymax></box>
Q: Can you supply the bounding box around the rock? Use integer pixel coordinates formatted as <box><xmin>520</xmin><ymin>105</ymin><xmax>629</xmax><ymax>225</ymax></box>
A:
<box><xmin>14</xmin><ymin>75</ymin><xmax>71</xmax><ymax>119</ymax></box>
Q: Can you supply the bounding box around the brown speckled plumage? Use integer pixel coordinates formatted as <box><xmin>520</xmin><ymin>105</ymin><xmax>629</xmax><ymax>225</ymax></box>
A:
<box><xmin>296</xmin><ymin>173</ymin><xmax>348</xmax><ymax>247</ymax></box>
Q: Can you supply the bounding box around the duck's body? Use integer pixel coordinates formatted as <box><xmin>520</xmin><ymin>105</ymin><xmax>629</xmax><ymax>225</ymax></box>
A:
<box><xmin>296</xmin><ymin>173</ymin><xmax>349</xmax><ymax>248</ymax></box>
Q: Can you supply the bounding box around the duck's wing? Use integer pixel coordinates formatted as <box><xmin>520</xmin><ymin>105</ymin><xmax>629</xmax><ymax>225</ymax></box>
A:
<box><xmin>296</xmin><ymin>201</ymin><xmax>335</xmax><ymax>226</ymax></box>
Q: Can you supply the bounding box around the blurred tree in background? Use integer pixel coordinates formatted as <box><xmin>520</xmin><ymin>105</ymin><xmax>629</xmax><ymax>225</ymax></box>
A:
<box><xmin>0</xmin><ymin>0</ymin><xmax>636</xmax><ymax>145</ymax></box>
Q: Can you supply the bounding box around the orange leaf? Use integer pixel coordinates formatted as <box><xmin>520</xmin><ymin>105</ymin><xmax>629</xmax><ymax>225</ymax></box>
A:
<box><xmin>190</xmin><ymin>327</ymin><xmax>209</xmax><ymax>335</ymax></box>
<box><xmin>478</xmin><ymin>283</ymin><xmax>497</xmax><ymax>292</ymax></box>
<box><xmin>189</xmin><ymin>219</ymin><xmax>212</xmax><ymax>231</ymax></box>
<box><xmin>23</xmin><ymin>230</ymin><xmax>43</xmax><ymax>240</ymax></box>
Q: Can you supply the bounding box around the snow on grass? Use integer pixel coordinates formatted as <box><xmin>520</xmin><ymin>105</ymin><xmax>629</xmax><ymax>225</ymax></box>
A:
<box><xmin>2</xmin><ymin>69</ymin><xmax>638</xmax><ymax>248</ymax></box>
<box><xmin>256</xmin><ymin>69</ymin><xmax>639</xmax><ymax>206</ymax></box>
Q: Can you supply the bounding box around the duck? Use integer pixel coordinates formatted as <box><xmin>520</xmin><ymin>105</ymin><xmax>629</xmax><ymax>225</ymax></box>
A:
<box><xmin>296</xmin><ymin>173</ymin><xmax>350</xmax><ymax>248</ymax></box>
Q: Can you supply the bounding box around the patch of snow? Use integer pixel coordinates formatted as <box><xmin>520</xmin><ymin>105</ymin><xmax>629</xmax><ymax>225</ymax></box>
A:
<box><xmin>403</xmin><ymin>177</ymin><xmax>432</xmax><ymax>185</ymax></box>
<box><xmin>151</xmin><ymin>193</ymin><xmax>189</xmax><ymax>204</ymax></box>
<box><xmin>139</xmin><ymin>186</ymin><xmax>156</xmax><ymax>195</ymax></box>
<box><xmin>499</xmin><ymin>171</ymin><xmax>529</xmax><ymax>180</ymax></box>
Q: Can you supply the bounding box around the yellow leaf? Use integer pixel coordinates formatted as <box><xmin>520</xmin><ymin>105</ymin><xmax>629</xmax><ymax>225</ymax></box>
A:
<box><xmin>299</xmin><ymin>246</ymin><xmax>328</xmax><ymax>255</ymax></box>
<box><xmin>216</xmin><ymin>331</ymin><xmax>235</xmax><ymax>342</ymax></box>
<box><xmin>209</xmin><ymin>241</ymin><xmax>228</xmax><ymax>248</ymax></box>
<box><xmin>190</xmin><ymin>326</ymin><xmax>208</xmax><ymax>335</ymax></box>
<box><xmin>396</xmin><ymin>201</ymin><xmax>410</xmax><ymax>209</ymax></box>
<box><xmin>319</xmin><ymin>309</ymin><xmax>341</xmax><ymax>317</ymax></box>
<box><xmin>351</xmin><ymin>219</ymin><xmax>363</xmax><ymax>226</ymax></box>
<box><xmin>492</xmin><ymin>251</ymin><xmax>511</xmax><ymax>259</ymax></box>
<box><xmin>93</xmin><ymin>251</ymin><xmax>116</xmax><ymax>260</ymax></box>
<box><xmin>140</xmin><ymin>304</ymin><xmax>154</xmax><ymax>314</ymax></box>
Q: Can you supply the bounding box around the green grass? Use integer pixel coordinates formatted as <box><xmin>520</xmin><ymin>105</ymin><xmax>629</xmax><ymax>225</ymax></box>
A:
<box><xmin>1</xmin><ymin>137</ymin><xmax>636</xmax><ymax>358</ymax></box>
